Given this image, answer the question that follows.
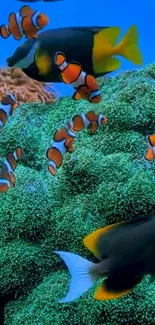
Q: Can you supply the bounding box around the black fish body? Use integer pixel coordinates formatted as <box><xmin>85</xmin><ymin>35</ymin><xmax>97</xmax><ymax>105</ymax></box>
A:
<box><xmin>55</xmin><ymin>216</ymin><xmax>155</xmax><ymax>302</ymax></box>
<box><xmin>7</xmin><ymin>26</ymin><xmax>111</xmax><ymax>82</ymax></box>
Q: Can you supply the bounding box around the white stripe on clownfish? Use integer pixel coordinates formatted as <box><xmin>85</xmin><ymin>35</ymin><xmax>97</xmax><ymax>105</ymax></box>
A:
<box><xmin>0</xmin><ymin>104</ymin><xmax>12</xmax><ymax>118</ymax></box>
<box><xmin>52</xmin><ymin>139</ymin><xmax>67</xmax><ymax>156</ymax></box>
<box><xmin>89</xmin><ymin>90</ymin><xmax>101</xmax><ymax>101</ymax></box>
<box><xmin>0</xmin><ymin>179</ymin><xmax>10</xmax><ymax>188</ymax></box>
<box><xmin>16</xmin><ymin>12</ymin><xmax>24</xmax><ymax>36</ymax></box>
<box><xmin>80</xmin><ymin>112</ymin><xmax>91</xmax><ymax>129</ymax></box>
<box><xmin>31</xmin><ymin>12</ymin><xmax>41</xmax><ymax>29</ymax></box>
<box><xmin>3</xmin><ymin>158</ymin><xmax>13</xmax><ymax>174</ymax></box>
<box><xmin>71</xmin><ymin>71</ymin><xmax>86</xmax><ymax>88</ymax></box>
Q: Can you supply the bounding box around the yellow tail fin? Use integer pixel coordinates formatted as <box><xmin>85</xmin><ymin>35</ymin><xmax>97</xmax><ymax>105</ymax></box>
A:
<box><xmin>116</xmin><ymin>25</ymin><xmax>143</xmax><ymax>65</ymax></box>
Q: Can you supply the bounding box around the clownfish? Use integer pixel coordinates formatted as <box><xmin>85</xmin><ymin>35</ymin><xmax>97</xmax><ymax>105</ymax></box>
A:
<box><xmin>46</xmin><ymin>111</ymin><xmax>107</xmax><ymax>176</ymax></box>
<box><xmin>66</xmin><ymin>111</ymin><xmax>107</xmax><ymax>135</ymax></box>
<box><xmin>36</xmin><ymin>50</ymin><xmax>101</xmax><ymax>103</ymax></box>
<box><xmin>0</xmin><ymin>93</ymin><xmax>19</xmax><ymax>131</ymax></box>
<box><xmin>145</xmin><ymin>135</ymin><xmax>155</xmax><ymax>161</ymax></box>
<box><xmin>0</xmin><ymin>5</ymin><xmax>48</xmax><ymax>40</ymax></box>
<box><xmin>0</xmin><ymin>146</ymin><xmax>22</xmax><ymax>192</ymax></box>
<box><xmin>54</xmin><ymin>216</ymin><xmax>155</xmax><ymax>303</ymax></box>
<box><xmin>46</xmin><ymin>127</ymin><xmax>76</xmax><ymax>176</ymax></box>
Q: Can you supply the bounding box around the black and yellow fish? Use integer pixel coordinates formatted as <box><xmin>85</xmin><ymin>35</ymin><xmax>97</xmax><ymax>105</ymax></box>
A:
<box><xmin>55</xmin><ymin>216</ymin><xmax>155</xmax><ymax>302</ymax></box>
<box><xmin>7</xmin><ymin>25</ymin><xmax>143</xmax><ymax>82</ymax></box>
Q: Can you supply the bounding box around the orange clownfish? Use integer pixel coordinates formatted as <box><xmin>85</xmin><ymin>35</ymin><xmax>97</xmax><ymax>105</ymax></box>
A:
<box><xmin>0</xmin><ymin>93</ymin><xmax>19</xmax><ymax>132</ymax></box>
<box><xmin>145</xmin><ymin>135</ymin><xmax>155</xmax><ymax>161</ymax></box>
<box><xmin>0</xmin><ymin>146</ymin><xmax>22</xmax><ymax>192</ymax></box>
<box><xmin>54</xmin><ymin>52</ymin><xmax>102</xmax><ymax>103</ymax></box>
<box><xmin>46</xmin><ymin>111</ymin><xmax>107</xmax><ymax>176</ymax></box>
<box><xmin>46</xmin><ymin>127</ymin><xmax>76</xmax><ymax>176</ymax></box>
<box><xmin>0</xmin><ymin>5</ymin><xmax>48</xmax><ymax>40</ymax></box>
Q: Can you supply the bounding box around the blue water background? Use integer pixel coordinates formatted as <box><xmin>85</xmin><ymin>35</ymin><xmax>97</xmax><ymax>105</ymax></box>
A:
<box><xmin>0</xmin><ymin>0</ymin><xmax>154</xmax><ymax>96</ymax></box>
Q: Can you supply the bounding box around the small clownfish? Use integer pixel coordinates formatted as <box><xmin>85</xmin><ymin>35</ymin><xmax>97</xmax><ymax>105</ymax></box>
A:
<box><xmin>66</xmin><ymin>111</ymin><xmax>107</xmax><ymax>135</ymax></box>
<box><xmin>0</xmin><ymin>146</ymin><xmax>22</xmax><ymax>193</ymax></box>
<box><xmin>0</xmin><ymin>5</ymin><xmax>48</xmax><ymax>40</ymax></box>
<box><xmin>145</xmin><ymin>135</ymin><xmax>155</xmax><ymax>161</ymax></box>
<box><xmin>54</xmin><ymin>52</ymin><xmax>102</xmax><ymax>103</ymax></box>
<box><xmin>0</xmin><ymin>93</ymin><xmax>19</xmax><ymax>132</ymax></box>
<box><xmin>54</xmin><ymin>216</ymin><xmax>155</xmax><ymax>303</ymax></box>
<box><xmin>46</xmin><ymin>127</ymin><xmax>76</xmax><ymax>176</ymax></box>
<box><xmin>46</xmin><ymin>111</ymin><xmax>107</xmax><ymax>176</ymax></box>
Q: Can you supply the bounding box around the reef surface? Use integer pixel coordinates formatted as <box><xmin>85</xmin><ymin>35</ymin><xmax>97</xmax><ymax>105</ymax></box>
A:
<box><xmin>1</xmin><ymin>64</ymin><xmax>155</xmax><ymax>324</ymax></box>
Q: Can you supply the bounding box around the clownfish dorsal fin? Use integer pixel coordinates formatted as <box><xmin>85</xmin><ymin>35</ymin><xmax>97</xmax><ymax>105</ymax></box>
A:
<box><xmin>148</xmin><ymin>134</ymin><xmax>155</xmax><ymax>147</ymax></box>
<box><xmin>20</xmin><ymin>5</ymin><xmax>34</xmax><ymax>17</ymax></box>
<box><xmin>83</xmin><ymin>221</ymin><xmax>123</xmax><ymax>259</ymax></box>
<box><xmin>54</xmin><ymin>52</ymin><xmax>66</xmax><ymax>67</ymax></box>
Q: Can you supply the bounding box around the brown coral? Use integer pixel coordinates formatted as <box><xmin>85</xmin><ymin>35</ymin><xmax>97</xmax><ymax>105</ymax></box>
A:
<box><xmin>0</xmin><ymin>67</ymin><xmax>57</xmax><ymax>104</ymax></box>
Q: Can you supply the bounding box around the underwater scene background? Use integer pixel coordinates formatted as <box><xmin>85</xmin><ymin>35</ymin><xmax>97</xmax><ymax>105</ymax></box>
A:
<box><xmin>1</xmin><ymin>0</ymin><xmax>155</xmax><ymax>324</ymax></box>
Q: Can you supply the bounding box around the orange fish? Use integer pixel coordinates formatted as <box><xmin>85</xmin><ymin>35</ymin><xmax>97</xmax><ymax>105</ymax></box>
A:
<box><xmin>0</xmin><ymin>93</ymin><xmax>19</xmax><ymax>132</ymax></box>
<box><xmin>0</xmin><ymin>146</ymin><xmax>22</xmax><ymax>192</ymax></box>
<box><xmin>45</xmin><ymin>51</ymin><xmax>101</xmax><ymax>103</ymax></box>
<box><xmin>46</xmin><ymin>127</ymin><xmax>76</xmax><ymax>176</ymax></box>
<box><xmin>0</xmin><ymin>5</ymin><xmax>48</xmax><ymax>40</ymax></box>
<box><xmin>145</xmin><ymin>135</ymin><xmax>155</xmax><ymax>161</ymax></box>
<box><xmin>46</xmin><ymin>111</ymin><xmax>107</xmax><ymax>176</ymax></box>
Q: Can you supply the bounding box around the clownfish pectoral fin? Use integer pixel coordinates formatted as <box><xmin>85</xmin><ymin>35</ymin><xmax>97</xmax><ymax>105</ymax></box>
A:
<box><xmin>72</xmin><ymin>90</ymin><xmax>82</xmax><ymax>101</ymax></box>
<box><xmin>19</xmin><ymin>5</ymin><xmax>34</xmax><ymax>17</ymax></box>
<box><xmin>0</xmin><ymin>25</ymin><xmax>10</xmax><ymax>39</ymax></box>
<box><xmin>145</xmin><ymin>147</ymin><xmax>155</xmax><ymax>161</ymax></box>
<box><xmin>11</xmin><ymin>102</ymin><xmax>19</xmax><ymax>114</ymax></box>
<box><xmin>83</xmin><ymin>222</ymin><xmax>123</xmax><ymax>259</ymax></box>
<box><xmin>16</xmin><ymin>146</ymin><xmax>22</xmax><ymax>160</ymax></box>
<box><xmin>148</xmin><ymin>134</ymin><xmax>155</xmax><ymax>147</ymax></box>
<box><xmin>94</xmin><ymin>275</ymin><xmax>143</xmax><ymax>301</ymax></box>
<box><xmin>94</xmin><ymin>56</ymin><xmax>120</xmax><ymax>74</ymax></box>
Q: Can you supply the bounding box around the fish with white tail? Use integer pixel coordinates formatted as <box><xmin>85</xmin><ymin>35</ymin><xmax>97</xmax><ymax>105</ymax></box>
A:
<box><xmin>55</xmin><ymin>216</ymin><xmax>155</xmax><ymax>302</ymax></box>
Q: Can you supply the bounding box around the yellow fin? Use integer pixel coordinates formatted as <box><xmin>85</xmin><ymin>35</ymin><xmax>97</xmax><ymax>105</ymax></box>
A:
<box><xmin>94</xmin><ymin>56</ymin><xmax>120</xmax><ymax>74</ymax></box>
<box><xmin>115</xmin><ymin>25</ymin><xmax>143</xmax><ymax>65</ymax></box>
<box><xmin>96</xmin><ymin>27</ymin><xmax>121</xmax><ymax>45</ymax></box>
<box><xmin>94</xmin><ymin>281</ymin><xmax>131</xmax><ymax>300</ymax></box>
<box><xmin>93</xmin><ymin>27</ymin><xmax>121</xmax><ymax>61</ymax></box>
<box><xmin>83</xmin><ymin>222</ymin><xmax>123</xmax><ymax>259</ymax></box>
<box><xmin>35</xmin><ymin>48</ymin><xmax>52</xmax><ymax>75</ymax></box>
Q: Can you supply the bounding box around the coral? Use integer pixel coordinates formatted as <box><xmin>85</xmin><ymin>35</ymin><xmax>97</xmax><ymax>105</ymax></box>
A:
<box><xmin>1</xmin><ymin>63</ymin><xmax>155</xmax><ymax>324</ymax></box>
<box><xmin>0</xmin><ymin>67</ymin><xmax>56</xmax><ymax>104</ymax></box>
